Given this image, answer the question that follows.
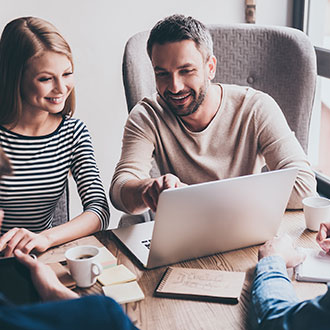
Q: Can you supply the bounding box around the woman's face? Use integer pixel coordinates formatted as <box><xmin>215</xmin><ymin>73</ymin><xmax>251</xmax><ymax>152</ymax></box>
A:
<box><xmin>20</xmin><ymin>51</ymin><xmax>74</xmax><ymax>115</ymax></box>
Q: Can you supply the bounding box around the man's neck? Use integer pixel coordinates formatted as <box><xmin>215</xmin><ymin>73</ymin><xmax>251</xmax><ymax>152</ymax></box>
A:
<box><xmin>181</xmin><ymin>84</ymin><xmax>222</xmax><ymax>132</ymax></box>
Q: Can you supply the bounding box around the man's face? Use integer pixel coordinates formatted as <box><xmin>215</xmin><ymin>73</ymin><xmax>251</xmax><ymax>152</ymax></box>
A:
<box><xmin>151</xmin><ymin>40</ymin><xmax>215</xmax><ymax>117</ymax></box>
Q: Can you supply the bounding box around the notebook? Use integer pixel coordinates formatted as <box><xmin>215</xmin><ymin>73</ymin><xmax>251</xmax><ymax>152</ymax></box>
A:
<box><xmin>112</xmin><ymin>168</ymin><xmax>297</xmax><ymax>269</ymax></box>
<box><xmin>295</xmin><ymin>247</ymin><xmax>330</xmax><ymax>282</ymax></box>
<box><xmin>154</xmin><ymin>267</ymin><xmax>245</xmax><ymax>304</ymax></box>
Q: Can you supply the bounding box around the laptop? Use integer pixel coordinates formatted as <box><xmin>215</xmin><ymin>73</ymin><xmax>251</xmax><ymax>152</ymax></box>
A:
<box><xmin>112</xmin><ymin>168</ymin><xmax>298</xmax><ymax>269</ymax></box>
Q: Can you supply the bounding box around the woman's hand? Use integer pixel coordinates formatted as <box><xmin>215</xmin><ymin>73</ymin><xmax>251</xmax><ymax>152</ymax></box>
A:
<box><xmin>0</xmin><ymin>227</ymin><xmax>51</xmax><ymax>256</ymax></box>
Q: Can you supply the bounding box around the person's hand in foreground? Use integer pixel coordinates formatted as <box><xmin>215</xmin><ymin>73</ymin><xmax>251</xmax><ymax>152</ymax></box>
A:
<box><xmin>142</xmin><ymin>174</ymin><xmax>186</xmax><ymax>212</ymax></box>
<box><xmin>258</xmin><ymin>234</ymin><xmax>306</xmax><ymax>268</ymax></box>
<box><xmin>0</xmin><ymin>227</ymin><xmax>51</xmax><ymax>257</ymax></box>
<box><xmin>14</xmin><ymin>249</ymin><xmax>78</xmax><ymax>301</ymax></box>
<box><xmin>316</xmin><ymin>221</ymin><xmax>330</xmax><ymax>253</ymax></box>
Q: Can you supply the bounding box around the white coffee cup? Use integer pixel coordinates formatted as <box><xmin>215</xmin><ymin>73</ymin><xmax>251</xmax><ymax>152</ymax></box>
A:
<box><xmin>302</xmin><ymin>196</ymin><xmax>330</xmax><ymax>231</ymax></box>
<box><xmin>65</xmin><ymin>245</ymin><xmax>103</xmax><ymax>288</ymax></box>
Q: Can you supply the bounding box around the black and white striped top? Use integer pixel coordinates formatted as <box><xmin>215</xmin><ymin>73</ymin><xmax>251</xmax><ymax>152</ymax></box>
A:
<box><xmin>0</xmin><ymin>117</ymin><xmax>110</xmax><ymax>234</ymax></box>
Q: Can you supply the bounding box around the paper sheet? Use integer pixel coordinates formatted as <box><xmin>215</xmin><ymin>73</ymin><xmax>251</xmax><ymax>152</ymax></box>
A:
<box><xmin>98</xmin><ymin>264</ymin><xmax>136</xmax><ymax>286</ymax></box>
<box><xmin>102</xmin><ymin>281</ymin><xmax>144</xmax><ymax>304</ymax></box>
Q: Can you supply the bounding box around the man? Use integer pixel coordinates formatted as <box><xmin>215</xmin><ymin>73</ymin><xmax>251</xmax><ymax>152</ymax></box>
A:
<box><xmin>0</xmin><ymin>148</ymin><xmax>137</xmax><ymax>330</ymax></box>
<box><xmin>252</xmin><ymin>224</ymin><xmax>330</xmax><ymax>329</ymax></box>
<box><xmin>110</xmin><ymin>14</ymin><xmax>316</xmax><ymax>215</ymax></box>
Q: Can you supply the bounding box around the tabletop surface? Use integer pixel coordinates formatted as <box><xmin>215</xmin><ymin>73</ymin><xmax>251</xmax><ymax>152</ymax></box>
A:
<box><xmin>40</xmin><ymin>211</ymin><xmax>327</xmax><ymax>330</ymax></box>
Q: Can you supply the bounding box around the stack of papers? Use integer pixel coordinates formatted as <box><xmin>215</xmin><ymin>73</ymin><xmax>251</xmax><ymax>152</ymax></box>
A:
<box><xmin>97</xmin><ymin>247</ymin><xmax>144</xmax><ymax>304</ymax></box>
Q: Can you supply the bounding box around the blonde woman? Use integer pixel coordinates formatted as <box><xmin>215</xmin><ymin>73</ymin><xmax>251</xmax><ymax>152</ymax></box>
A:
<box><xmin>0</xmin><ymin>17</ymin><xmax>109</xmax><ymax>256</ymax></box>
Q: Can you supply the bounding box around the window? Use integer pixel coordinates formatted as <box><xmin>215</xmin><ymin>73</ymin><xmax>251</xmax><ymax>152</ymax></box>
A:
<box><xmin>293</xmin><ymin>0</ymin><xmax>330</xmax><ymax>196</ymax></box>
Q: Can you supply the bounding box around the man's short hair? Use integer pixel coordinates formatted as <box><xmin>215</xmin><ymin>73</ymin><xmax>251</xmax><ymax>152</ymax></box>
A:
<box><xmin>147</xmin><ymin>14</ymin><xmax>213</xmax><ymax>60</ymax></box>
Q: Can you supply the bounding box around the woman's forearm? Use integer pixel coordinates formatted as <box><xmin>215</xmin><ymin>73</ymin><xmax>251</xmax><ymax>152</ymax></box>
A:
<box><xmin>42</xmin><ymin>211</ymin><xmax>101</xmax><ymax>248</ymax></box>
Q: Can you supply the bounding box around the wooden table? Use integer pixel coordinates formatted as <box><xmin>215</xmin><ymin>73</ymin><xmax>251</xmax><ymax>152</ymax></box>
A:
<box><xmin>41</xmin><ymin>211</ymin><xmax>328</xmax><ymax>330</ymax></box>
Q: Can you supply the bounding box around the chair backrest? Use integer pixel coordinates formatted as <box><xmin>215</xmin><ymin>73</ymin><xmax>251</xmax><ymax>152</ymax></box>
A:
<box><xmin>122</xmin><ymin>24</ymin><xmax>317</xmax><ymax>152</ymax></box>
<box><xmin>52</xmin><ymin>180</ymin><xmax>69</xmax><ymax>227</ymax></box>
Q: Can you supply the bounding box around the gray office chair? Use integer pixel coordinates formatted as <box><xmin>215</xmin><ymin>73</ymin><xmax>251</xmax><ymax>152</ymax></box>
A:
<box><xmin>52</xmin><ymin>181</ymin><xmax>69</xmax><ymax>227</ymax></box>
<box><xmin>121</xmin><ymin>24</ymin><xmax>317</xmax><ymax>223</ymax></box>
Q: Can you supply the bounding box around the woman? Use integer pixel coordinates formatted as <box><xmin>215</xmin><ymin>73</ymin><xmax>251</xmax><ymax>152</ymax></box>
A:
<box><xmin>0</xmin><ymin>17</ymin><xmax>110</xmax><ymax>256</ymax></box>
<box><xmin>0</xmin><ymin>149</ymin><xmax>136</xmax><ymax>330</ymax></box>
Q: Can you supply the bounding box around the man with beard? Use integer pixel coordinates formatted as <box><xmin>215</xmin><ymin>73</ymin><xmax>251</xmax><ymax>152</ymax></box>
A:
<box><xmin>110</xmin><ymin>14</ymin><xmax>316</xmax><ymax>216</ymax></box>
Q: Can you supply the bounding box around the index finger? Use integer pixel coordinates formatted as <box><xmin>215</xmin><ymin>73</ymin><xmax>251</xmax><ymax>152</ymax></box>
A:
<box><xmin>0</xmin><ymin>228</ymin><xmax>19</xmax><ymax>251</ymax></box>
<box><xmin>316</xmin><ymin>222</ymin><xmax>328</xmax><ymax>243</ymax></box>
<box><xmin>163</xmin><ymin>174</ymin><xmax>181</xmax><ymax>189</ymax></box>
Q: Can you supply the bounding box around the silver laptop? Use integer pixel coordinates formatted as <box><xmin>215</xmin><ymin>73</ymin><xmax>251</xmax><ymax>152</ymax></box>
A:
<box><xmin>112</xmin><ymin>168</ymin><xmax>297</xmax><ymax>269</ymax></box>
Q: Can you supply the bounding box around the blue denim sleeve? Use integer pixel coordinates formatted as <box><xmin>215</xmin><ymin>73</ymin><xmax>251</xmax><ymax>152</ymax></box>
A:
<box><xmin>0</xmin><ymin>295</ymin><xmax>138</xmax><ymax>330</ymax></box>
<box><xmin>251</xmin><ymin>256</ymin><xmax>330</xmax><ymax>330</ymax></box>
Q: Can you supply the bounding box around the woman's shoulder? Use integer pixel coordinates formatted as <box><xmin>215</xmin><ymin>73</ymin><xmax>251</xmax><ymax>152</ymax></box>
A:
<box><xmin>62</xmin><ymin>116</ymin><xmax>85</xmax><ymax>126</ymax></box>
<box><xmin>60</xmin><ymin>116</ymin><xmax>93</xmax><ymax>146</ymax></box>
<box><xmin>60</xmin><ymin>116</ymin><xmax>88</xmax><ymax>132</ymax></box>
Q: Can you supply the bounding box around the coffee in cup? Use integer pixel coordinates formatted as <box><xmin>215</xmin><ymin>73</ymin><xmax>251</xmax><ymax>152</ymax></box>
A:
<box><xmin>76</xmin><ymin>254</ymin><xmax>94</xmax><ymax>260</ymax></box>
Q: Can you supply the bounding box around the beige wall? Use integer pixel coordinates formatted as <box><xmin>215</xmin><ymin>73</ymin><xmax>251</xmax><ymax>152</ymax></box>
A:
<box><xmin>1</xmin><ymin>0</ymin><xmax>293</xmax><ymax>227</ymax></box>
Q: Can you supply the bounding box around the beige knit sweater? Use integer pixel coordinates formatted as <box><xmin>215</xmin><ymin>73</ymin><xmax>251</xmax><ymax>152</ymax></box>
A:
<box><xmin>111</xmin><ymin>84</ymin><xmax>316</xmax><ymax>212</ymax></box>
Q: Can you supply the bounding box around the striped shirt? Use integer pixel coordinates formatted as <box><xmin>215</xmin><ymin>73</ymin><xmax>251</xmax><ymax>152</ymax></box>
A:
<box><xmin>0</xmin><ymin>117</ymin><xmax>110</xmax><ymax>234</ymax></box>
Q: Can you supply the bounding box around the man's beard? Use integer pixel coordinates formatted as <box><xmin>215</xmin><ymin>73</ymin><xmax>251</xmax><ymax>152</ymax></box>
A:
<box><xmin>160</xmin><ymin>82</ymin><xmax>209</xmax><ymax>117</ymax></box>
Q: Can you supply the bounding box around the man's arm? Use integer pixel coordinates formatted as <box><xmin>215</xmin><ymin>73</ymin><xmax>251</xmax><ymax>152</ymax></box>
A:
<box><xmin>252</xmin><ymin>235</ymin><xmax>330</xmax><ymax>329</ymax></box>
<box><xmin>110</xmin><ymin>101</ymin><xmax>186</xmax><ymax>214</ymax></box>
<box><xmin>254</xmin><ymin>92</ymin><xmax>317</xmax><ymax>209</ymax></box>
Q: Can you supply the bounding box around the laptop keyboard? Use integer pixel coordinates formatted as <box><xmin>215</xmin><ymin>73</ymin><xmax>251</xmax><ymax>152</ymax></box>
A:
<box><xmin>141</xmin><ymin>239</ymin><xmax>152</xmax><ymax>250</ymax></box>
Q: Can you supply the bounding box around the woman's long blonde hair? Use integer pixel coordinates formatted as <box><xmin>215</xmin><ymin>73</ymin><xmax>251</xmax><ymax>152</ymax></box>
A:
<box><xmin>0</xmin><ymin>17</ymin><xmax>76</xmax><ymax>126</ymax></box>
